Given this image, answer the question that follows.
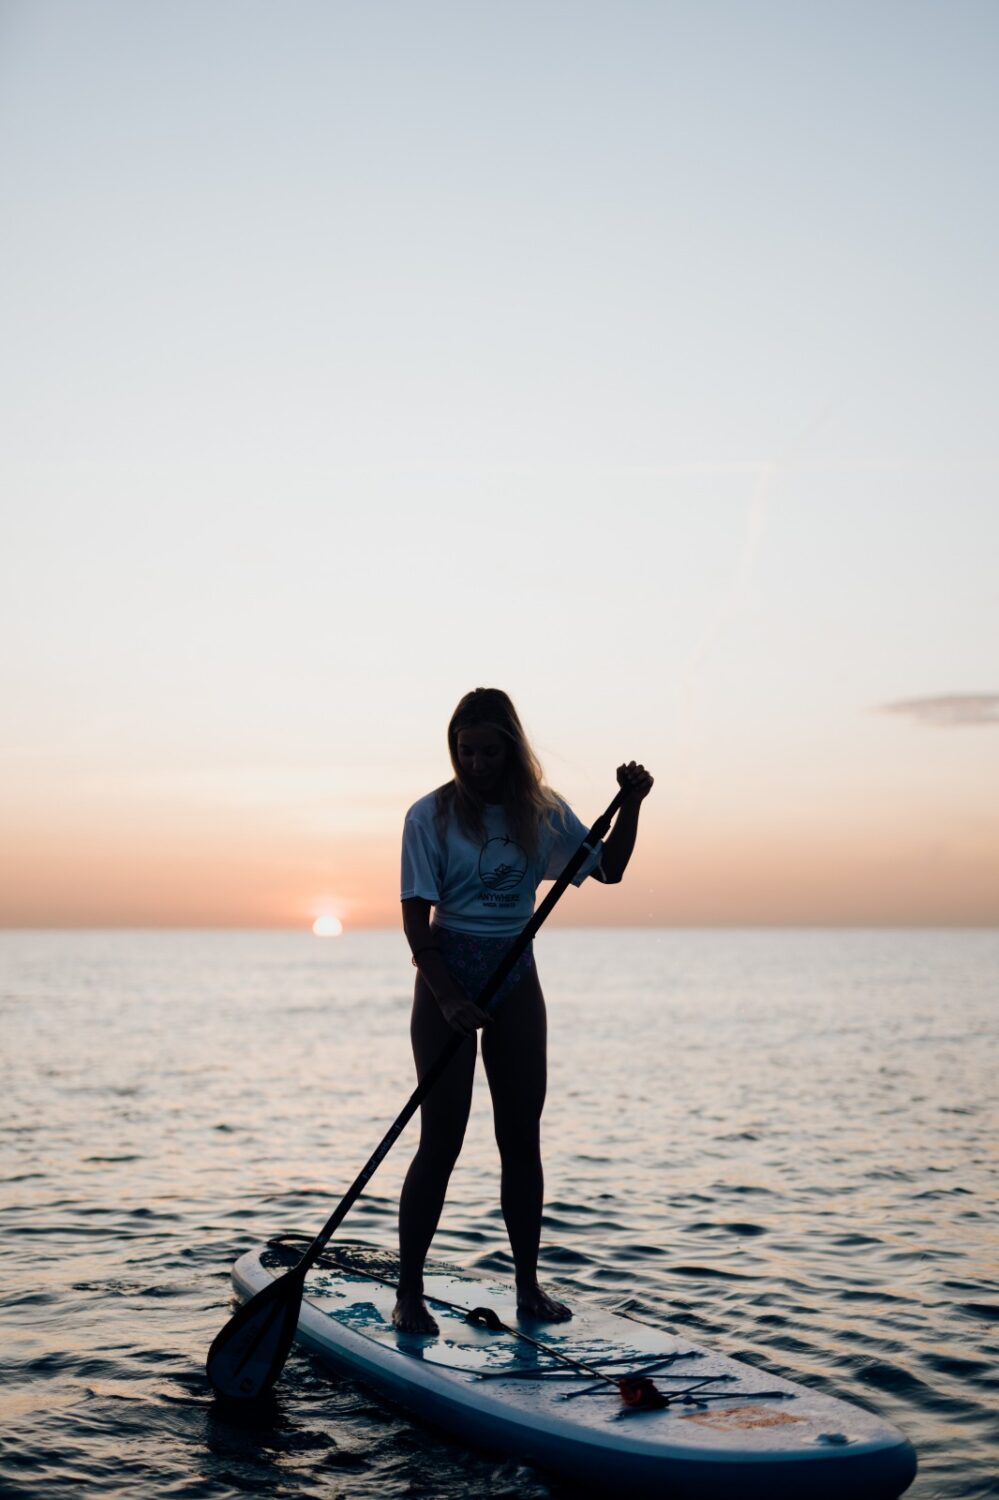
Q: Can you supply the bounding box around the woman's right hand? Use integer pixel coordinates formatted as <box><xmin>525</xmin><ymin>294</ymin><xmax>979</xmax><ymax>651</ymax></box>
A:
<box><xmin>436</xmin><ymin>983</ymin><xmax>489</xmax><ymax>1037</ymax></box>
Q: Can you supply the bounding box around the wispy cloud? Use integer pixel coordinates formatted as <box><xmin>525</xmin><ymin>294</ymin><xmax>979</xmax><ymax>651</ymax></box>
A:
<box><xmin>879</xmin><ymin>694</ymin><xmax>999</xmax><ymax>728</ymax></box>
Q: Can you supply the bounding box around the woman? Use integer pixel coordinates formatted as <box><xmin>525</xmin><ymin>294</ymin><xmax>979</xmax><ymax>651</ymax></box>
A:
<box><xmin>395</xmin><ymin>688</ymin><xmax>652</xmax><ymax>1334</ymax></box>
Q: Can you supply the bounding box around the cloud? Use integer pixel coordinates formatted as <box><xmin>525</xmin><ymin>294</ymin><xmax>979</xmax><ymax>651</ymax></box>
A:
<box><xmin>879</xmin><ymin>694</ymin><xmax>999</xmax><ymax>728</ymax></box>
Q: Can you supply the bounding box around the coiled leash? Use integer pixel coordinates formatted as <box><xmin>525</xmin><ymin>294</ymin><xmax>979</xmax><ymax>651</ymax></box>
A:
<box><xmin>268</xmin><ymin>1236</ymin><xmax>667</xmax><ymax>1410</ymax></box>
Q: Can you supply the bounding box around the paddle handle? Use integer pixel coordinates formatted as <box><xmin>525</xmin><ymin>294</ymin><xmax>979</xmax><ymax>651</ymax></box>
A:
<box><xmin>299</xmin><ymin>786</ymin><xmax>628</xmax><ymax>1273</ymax></box>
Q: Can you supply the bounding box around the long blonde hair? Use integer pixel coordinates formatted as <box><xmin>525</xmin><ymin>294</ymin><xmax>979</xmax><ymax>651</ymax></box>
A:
<box><xmin>434</xmin><ymin>688</ymin><xmax>563</xmax><ymax>856</ymax></box>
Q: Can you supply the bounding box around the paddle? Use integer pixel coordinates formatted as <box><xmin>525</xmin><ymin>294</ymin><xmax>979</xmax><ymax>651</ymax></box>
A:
<box><xmin>206</xmin><ymin>786</ymin><xmax>628</xmax><ymax>1400</ymax></box>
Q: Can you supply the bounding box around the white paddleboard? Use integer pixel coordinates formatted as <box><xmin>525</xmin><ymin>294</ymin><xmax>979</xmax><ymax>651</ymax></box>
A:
<box><xmin>231</xmin><ymin>1242</ymin><xmax>916</xmax><ymax>1499</ymax></box>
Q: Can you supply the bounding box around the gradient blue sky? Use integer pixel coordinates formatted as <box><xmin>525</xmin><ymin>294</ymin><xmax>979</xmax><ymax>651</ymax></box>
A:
<box><xmin>2</xmin><ymin>1</ymin><xmax>997</xmax><ymax>926</ymax></box>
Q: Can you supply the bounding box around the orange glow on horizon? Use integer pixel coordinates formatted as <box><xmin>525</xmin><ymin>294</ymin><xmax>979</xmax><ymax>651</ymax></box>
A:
<box><xmin>2</xmin><ymin>802</ymin><xmax>998</xmax><ymax>928</ymax></box>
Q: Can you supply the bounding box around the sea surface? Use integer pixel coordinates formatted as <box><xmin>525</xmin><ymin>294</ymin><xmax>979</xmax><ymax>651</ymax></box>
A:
<box><xmin>2</xmin><ymin>928</ymin><xmax>997</xmax><ymax>1499</ymax></box>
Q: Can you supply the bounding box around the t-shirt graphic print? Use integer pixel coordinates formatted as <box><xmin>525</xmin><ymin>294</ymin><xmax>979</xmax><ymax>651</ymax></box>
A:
<box><xmin>478</xmin><ymin>836</ymin><xmax>528</xmax><ymax>893</ymax></box>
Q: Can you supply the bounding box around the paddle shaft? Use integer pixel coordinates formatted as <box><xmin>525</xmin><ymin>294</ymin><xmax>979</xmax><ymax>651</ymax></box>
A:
<box><xmin>296</xmin><ymin>787</ymin><xmax>628</xmax><ymax>1277</ymax></box>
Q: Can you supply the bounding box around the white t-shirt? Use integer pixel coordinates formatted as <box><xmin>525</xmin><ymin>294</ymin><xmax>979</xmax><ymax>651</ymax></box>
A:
<box><xmin>400</xmin><ymin>790</ymin><xmax>605</xmax><ymax>936</ymax></box>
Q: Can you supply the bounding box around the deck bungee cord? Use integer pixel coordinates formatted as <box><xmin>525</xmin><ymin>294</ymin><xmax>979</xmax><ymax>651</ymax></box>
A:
<box><xmin>266</xmin><ymin>1235</ymin><xmax>793</xmax><ymax>1415</ymax></box>
<box><xmin>229</xmin><ymin>1238</ymin><xmax>918</xmax><ymax>1498</ymax></box>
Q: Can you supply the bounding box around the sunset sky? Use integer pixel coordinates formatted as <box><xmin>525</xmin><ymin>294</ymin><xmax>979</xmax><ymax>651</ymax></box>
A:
<box><xmin>2</xmin><ymin>1</ymin><xmax>997</xmax><ymax>928</ymax></box>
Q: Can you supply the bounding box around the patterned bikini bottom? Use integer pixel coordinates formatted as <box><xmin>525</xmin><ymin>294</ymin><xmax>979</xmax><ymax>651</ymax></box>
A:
<box><xmin>431</xmin><ymin>925</ymin><xmax>536</xmax><ymax>1011</ymax></box>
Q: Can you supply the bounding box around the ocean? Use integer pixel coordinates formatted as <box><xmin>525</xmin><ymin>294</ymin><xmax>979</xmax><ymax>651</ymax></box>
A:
<box><xmin>2</xmin><ymin>928</ymin><xmax>997</xmax><ymax>1498</ymax></box>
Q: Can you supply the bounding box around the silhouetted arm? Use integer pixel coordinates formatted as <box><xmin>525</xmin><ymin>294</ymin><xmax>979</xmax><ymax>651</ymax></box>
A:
<box><xmin>599</xmin><ymin>762</ymin><xmax>653</xmax><ymax>884</ymax></box>
<box><xmin>402</xmin><ymin>897</ymin><xmax>487</xmax><ymax>1035</ymax></box>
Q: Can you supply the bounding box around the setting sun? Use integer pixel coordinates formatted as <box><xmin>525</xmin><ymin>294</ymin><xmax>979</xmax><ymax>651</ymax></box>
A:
<box><xmin>312</xmin><ymin>915</ymin><xmax>344</xmax><ymax>937</ymax></box>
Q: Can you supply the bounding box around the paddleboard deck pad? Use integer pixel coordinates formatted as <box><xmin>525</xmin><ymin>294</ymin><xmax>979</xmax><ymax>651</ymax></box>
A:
<box><xmin>231</xmin><ymin>1241</ymin><xmax>916</xmax><ymax>1498</ymax></box>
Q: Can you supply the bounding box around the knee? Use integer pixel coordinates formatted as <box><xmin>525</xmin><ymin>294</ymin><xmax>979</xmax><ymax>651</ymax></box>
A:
<box><xmin>416</xmin><ymin>1120</ymin><xmax>467</xmax><ymax>1175</ymax></box>
<box><xmin>494</xmin><ymin>1117</ymin><xmax>541</xmax><ymax>1167</ymax></box>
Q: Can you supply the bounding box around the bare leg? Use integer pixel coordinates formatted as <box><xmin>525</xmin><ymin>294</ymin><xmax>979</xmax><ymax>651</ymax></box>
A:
<box><xmin>481</xmin><ymin>962</ymin><xmax>571</xmax><ymax>1322</ymax></box>
<box><xmin>394</xmin><ymin>974</ymin><xmax>476</xmax><ymax>1334</ymax></box>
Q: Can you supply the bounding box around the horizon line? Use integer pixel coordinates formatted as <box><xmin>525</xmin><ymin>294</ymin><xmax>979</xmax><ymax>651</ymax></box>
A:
<box><xmin>1</xmin><ymin>923</ymin><xmax>996</xmax><ymax>935</ymax></box>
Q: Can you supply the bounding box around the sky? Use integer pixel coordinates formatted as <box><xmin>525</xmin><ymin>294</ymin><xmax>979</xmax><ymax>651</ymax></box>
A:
<box><xmin>1</xmin><ymin>0</ymin><xmax>997</xmax><ymax>928</ymax></box>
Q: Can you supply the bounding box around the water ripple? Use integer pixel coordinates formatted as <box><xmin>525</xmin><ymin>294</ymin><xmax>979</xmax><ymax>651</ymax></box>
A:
<box><xmin>1</xmin><ymin>928</ymin><xmax>997</xmax><ymax>1498</ymax></box>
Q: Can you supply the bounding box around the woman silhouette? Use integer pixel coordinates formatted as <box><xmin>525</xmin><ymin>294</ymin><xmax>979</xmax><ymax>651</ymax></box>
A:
<box><xmin>395</xmin><ymin>688</ymin><xmax>652</xmax><ymax>1333</ymax></box>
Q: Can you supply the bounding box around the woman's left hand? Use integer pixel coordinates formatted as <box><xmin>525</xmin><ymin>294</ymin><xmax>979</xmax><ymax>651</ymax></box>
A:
<box><xmin>617</xmin><ymin>761</ymin><xmax>654</xmax><ymax>801</ymax></box>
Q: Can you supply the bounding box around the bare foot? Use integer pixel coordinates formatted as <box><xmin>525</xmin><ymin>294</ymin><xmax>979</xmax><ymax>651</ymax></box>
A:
<box><xmin>391</xmin><ymin>1290</ymin><xmax>439</xmax><ymax>1335</ymax></box>
<box><xmin>516</xmin><ymin>1283</ymin><xmax>573</xmax><ymax>1322</ymax></box>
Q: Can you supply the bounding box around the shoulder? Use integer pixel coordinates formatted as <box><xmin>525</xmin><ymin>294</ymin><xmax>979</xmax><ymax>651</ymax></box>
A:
<box><xmin>404</xmin><ymin>784</ymin><xmax>454</xmax><ymax>827</ymax></box>
<box><xmin>404</xmin><ymin>791</ymin><xmax>438</xmax><ymax>824</ymax></box>
<box><xmin>541</xmin><ymin>795</ymin><xmax>586</xmax><ymax>846</ymax></box>
<box><xmin>402</xmin><ymin>786</ymin><xmax>435</xmax><ymax>822</ymax></box>
<box><xmin>545</xmin><ymin>793</ymin><xmax>573</xmax><ymax>829</ymax></box>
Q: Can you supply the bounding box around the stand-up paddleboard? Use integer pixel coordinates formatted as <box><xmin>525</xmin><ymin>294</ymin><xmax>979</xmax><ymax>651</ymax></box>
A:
<box><xmin>230</xmin><ymin>1242</ymin><xmax>916</xmax><ymax>1499</ymax></box>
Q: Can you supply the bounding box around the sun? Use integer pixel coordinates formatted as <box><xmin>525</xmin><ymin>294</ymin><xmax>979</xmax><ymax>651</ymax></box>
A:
<box><xmin>312</xmin><ymin>914</ymin><xmax>344</xmax><ymax>937</ymax></box>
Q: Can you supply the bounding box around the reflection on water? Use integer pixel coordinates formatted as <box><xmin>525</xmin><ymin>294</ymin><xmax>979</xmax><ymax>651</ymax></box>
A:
<box><xmin>2</xmin><ymin>928</ymin><xmax>997</xmax><ymax>1498</ymax></box>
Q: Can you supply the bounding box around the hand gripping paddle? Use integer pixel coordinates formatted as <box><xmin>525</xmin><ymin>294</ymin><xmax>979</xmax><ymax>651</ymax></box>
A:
<box><xmin>206</xmin><ymin>787</ymin><xmax>627</xmax><ymax>1400</ymax></box>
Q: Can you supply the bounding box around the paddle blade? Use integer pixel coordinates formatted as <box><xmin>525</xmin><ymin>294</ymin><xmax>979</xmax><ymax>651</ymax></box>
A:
<box><xmin>206</xmin><ymin>1266</ymin><xmax>305</xmax><ymax>1400</ymax></box>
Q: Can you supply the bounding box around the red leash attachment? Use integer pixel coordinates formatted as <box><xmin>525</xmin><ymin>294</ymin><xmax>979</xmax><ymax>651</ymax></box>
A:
<box><xmin>618</xmin><ymin>1375</ymin><xmax>670</xmax><ymax>1411</ymax></box>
